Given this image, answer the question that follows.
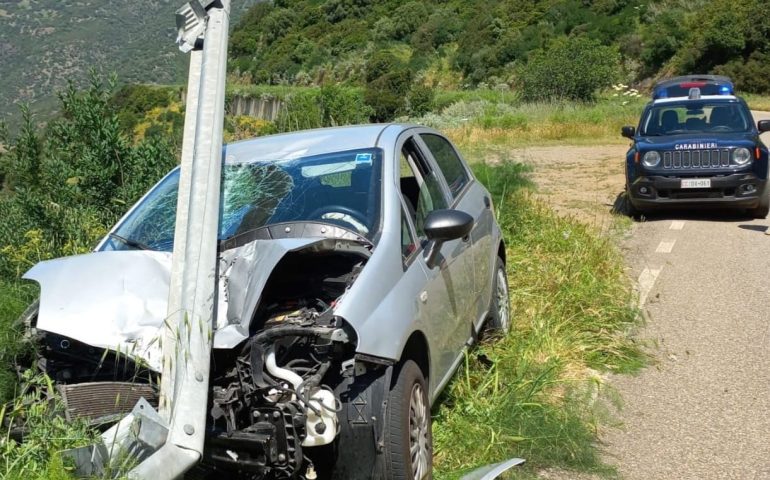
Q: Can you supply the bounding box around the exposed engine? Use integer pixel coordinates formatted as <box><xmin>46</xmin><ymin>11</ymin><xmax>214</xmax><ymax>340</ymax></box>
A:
<box><xmin>206</xmin><ymin>248</ymin><xmax>364</xmax><ymax>478</ymax></box>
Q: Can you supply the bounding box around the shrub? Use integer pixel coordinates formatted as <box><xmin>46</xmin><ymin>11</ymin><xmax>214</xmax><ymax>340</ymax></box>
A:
<box><xmin>517</xmin><ymin>36</ymin><xmax>621</xmax><ymax>102</ymax></box>
<box><xmin>0</xmin><ymin>78</ymin><xmax>177</xmax><ymax>280</ymax></box>
<box><xmin>275</xmin><ymin>85</ymin><xmax>373</xmax><ymax>132</ymax></box>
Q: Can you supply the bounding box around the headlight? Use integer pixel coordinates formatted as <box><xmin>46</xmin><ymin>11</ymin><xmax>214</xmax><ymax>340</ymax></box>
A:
<box><xmin>733</xmin><ymin>147</ymin><xmax>751</xmax><ymax>166</ymax></box>
<box><xmin>642</xmin><ymin>151</ymin><xmax>661</xmax><ymax>168</ymax></box>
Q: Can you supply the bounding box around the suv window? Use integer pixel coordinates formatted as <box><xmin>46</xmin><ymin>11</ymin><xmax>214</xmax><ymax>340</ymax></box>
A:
<box><xmin>399</xmin><ymin>138</ymin><xmax>448</xmax><ymax>241</ymax></box>
<box><xmin>420</xmin><ymin>134</ymin><xmax>469</xmax><ymax>198</ymax></box>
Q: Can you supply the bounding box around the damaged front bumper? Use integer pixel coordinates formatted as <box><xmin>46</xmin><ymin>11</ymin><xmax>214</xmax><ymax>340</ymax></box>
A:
<box><xmin>20</xmin><ymin>237</ymin><xmax>372</xmax><ymax>478</ymax></box>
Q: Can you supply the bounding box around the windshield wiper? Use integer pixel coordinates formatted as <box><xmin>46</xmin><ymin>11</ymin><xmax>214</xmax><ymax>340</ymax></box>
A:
<box><xmin>108</xmin><ymin>233</ymin><xmax>152</xmax><ymax>251</ymax></box>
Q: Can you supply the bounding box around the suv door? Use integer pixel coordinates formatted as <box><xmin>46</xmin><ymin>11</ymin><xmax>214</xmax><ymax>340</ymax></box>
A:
<box><xmin>417</xmin><ymin>132</ymin><xmax>494</xmax><ymax>331</ymax></box>
<box><xmin>397</xmin><ymin>134</ymin><xmax>474</xmax><ymax>390</ymax></box>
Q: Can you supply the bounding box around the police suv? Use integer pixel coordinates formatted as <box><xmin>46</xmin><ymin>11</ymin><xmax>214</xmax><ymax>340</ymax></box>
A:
<box><xmin>622</xmin><ymin>75</ymin><xmax>770</xmax><ymax>217</ymax></box>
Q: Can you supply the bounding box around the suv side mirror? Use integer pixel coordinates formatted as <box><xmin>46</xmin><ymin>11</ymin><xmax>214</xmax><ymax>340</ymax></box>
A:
<box><xmin>758</xmin><ymin>120</ymin><xmax>770</xmax><ymax>133</ymax></box>
<box><xmin>423</xmin><ymin>209</ymin><xmax>474</xmax><ymax>269</ymax></box>
<box><xmin>621</xmin><ymin>126</ymin><xmax>636</xmax><ymax>139</ymax></box>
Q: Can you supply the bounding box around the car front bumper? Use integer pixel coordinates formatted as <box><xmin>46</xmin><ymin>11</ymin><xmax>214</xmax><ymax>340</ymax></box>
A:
<box><xmin>628</xmin><ymin>173</ymin><xmax>766</xmax><ymax>210</ymax></box>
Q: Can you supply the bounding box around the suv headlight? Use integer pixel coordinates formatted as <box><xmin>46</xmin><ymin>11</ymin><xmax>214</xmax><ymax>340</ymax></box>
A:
<box><xmin>642</xmin><ymin>151</ymin><xmax>661</xmax><ymax>168</ymax></box>
<box><xmin>733</xmin><ymin>147</ymin><xmax>751</xmax><ymax>166</ymax></box>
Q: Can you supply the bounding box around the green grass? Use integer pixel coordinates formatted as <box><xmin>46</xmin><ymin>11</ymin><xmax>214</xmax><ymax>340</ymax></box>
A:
<box><xmin>432</xmin><ymin>161</ymin><xmax>645</xmax><ymax>479</ymax></box>
<box><xmin>415</xmin><ymin>96</ymin><xmax>647</xmax><ymax>149</ymax></box>
<box><xmin>744</xmin><ymin>93</ymin><xmax>770</xmax><ymax>112</ymax></box>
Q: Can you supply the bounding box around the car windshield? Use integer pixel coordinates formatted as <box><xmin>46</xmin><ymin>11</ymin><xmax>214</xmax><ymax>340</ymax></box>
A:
<box><xmin>641</xmin><ymin>102</ymin><xmax>751</xmax><ymax>136</ymax></box>
<box><xmin>103</xmin><ymin>148</ymin><xmax>383</xmax><ymax>252</ymax></box>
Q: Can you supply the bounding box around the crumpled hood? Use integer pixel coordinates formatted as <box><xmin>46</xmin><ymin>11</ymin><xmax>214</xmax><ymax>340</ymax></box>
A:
<box><xmin>24</xmin><ymin>238</ymin><xmax>322</xmax><ymax>371</ymax></box>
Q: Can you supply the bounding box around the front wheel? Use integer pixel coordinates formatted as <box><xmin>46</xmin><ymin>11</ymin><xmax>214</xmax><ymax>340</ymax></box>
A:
<box><xmin>752</xmin><ymin>185</ymin><xmax>770</xmax><ymax>218</ymax></box>
<box><xmin>387</xmin><ymin>360</ymin><xmax>432</xmax><ymax>480</ymax></box>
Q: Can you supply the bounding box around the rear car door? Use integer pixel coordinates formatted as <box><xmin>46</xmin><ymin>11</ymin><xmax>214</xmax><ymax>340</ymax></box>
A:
<box><xmin>416</xmin><ymin>132</ymin><xmax>494</xmax><ymax>331</ymax></box>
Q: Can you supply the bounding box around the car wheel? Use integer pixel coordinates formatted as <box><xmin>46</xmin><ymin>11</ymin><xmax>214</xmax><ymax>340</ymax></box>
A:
<box><xmin>624</xmin><ymin>187</ymin><xmax>642</xmax><ymax>219</ymax></box>
<box><xmin>486</xmin><ymin>256</ymin><xmax>511</xmax><ymax>335</ymax></box>
<box><xmin>388</xmin><ymin>360</ymin><xmax>432</xmax><ymax>480</ymax></box>
<box><xmin>752</xmin><ymin>186</ymin><xmax>770</xmax><ymax>219</ymax></box>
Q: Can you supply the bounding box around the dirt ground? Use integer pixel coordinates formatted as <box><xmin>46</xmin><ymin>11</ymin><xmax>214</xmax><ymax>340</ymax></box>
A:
<box><xmin>509</xmin><ymin>145</ymin><xmax>629</xmax><ymax>228</ymax></box>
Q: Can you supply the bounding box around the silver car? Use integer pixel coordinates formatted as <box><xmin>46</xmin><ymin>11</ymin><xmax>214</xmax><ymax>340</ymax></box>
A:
<box><xmin>22</xmin><ymin>124</ymin><xmax>510</xmax><ymax>479</ymax></box>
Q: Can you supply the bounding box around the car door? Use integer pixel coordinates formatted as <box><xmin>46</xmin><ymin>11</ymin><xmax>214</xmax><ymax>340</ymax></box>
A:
<box><xmin>416</xmin><ymin>132</ymin><xmax>494</xmax><ymax>332</ymax></box>
<box><xmin>397</xmin><ymin>133</ymin><xmax>474</xmax><ymax>388</ymax></box>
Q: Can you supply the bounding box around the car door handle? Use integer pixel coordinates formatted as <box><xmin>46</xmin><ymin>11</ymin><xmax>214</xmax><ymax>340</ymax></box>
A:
<box><xmin>483</xmin><ymin>196</ymin><xmax>491</xmax><ymax>209</ymax></box>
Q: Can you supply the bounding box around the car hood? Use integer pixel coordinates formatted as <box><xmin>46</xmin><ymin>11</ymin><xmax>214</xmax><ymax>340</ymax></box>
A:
<box><xmin>636</xmin><ymin>132</ymin><xmax>757</xmax><ymax>150</ymax></box>
<box><xmin>23</xmin><ymin>238</ymin><xmax>333</xmax><ymax>371</ymax></box>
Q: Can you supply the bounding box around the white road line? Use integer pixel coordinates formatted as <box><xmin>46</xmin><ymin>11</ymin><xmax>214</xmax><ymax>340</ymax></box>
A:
<box><xmin>656</xmin><ymin>240</ymin><xmax>676</xmax><ymax>253</ymax></box>
<box><xmin>670</xmin><ymin>220</ymin><xmax>685</xmax><ymax>230</ymax></box>
<box><xmin>638</xmin><ymin>267</ymin><xmax>662</xmax><ymax>308</ymax></box>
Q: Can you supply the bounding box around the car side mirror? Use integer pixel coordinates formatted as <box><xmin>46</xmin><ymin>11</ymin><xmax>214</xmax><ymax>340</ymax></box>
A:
<box><xmin>423</xmin><ymin>209</ymin><xmax>474</xmax><ymax>269</ymax></box>
<box><xmin>758</xmin><ymin>120</ymin><xmax>770</xmax><ymax>133</ymax></box>
<box><xmin>621</xmin><ymin>126</ymin><xmax>636</xmax><ymax>139</ymax></box>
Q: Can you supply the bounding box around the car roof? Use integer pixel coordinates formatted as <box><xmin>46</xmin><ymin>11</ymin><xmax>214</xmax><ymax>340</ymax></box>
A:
<box><xmin>223</xmin><ymin>124</ymin><xmax>416</xmax><ymax>164</ymax></box>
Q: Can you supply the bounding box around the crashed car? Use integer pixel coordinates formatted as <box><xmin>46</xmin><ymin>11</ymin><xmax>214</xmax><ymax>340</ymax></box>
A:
<box><xmin>622</xmin><ymin>79</ymin><xmax>770</xmax><ymax>217</ymax></box>
<box><xmin>20</xmin><ymin>124</ymin><xmax>510</xmax><ymax>479</ymax></box>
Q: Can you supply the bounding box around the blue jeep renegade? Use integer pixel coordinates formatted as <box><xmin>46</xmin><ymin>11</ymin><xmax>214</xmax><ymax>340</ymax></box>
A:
<box><xmin>622</xmin><ymin>76</ymin><xmax>770</xmax><ymax>218</ymax></box>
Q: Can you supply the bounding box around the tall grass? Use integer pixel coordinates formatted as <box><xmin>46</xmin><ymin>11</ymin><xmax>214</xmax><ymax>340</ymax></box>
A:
<box><xmin>432</xmin><ymin>161</ymin><xmax>645</xmax><ymax>478</ymax></box>
<box><xmin>744</xmin><ymin>93</ymin><xmax>770</xmax><ymax>112</ymax></box>
<box><xmin>413</xmin><ymin>98</ymin><xmax>647</xmax><ymax>149</ymax></box>
<box><xmin>0</xmin><ymin>280</ymin><xmax>36</xmax><ymax>402</ymax></box>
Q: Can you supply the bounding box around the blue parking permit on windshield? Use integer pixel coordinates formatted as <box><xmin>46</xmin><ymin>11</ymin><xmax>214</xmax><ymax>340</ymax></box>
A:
<box><xmin>355</xmin><ymin>153</ymin><xmax>373</xmax><ymax>165</ymax></box>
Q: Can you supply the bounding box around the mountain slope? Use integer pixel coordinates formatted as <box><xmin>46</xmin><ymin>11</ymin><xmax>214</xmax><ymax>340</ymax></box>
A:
<box><xmin>0</xmin><ymin>0</ymin><xmax>257</xmax><ymax>123</ymax></box>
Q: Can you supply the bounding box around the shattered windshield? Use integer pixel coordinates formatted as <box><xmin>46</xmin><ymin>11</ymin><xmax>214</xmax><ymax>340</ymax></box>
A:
<box><xmin>641</xmin><ymin>102</ymin><xmax>751</xmax><ymax>136</ymax></box>
<box><xmin>102</xmin><ymin>148</ymin><xmax>383</xmax><ymax>252</ymax></box>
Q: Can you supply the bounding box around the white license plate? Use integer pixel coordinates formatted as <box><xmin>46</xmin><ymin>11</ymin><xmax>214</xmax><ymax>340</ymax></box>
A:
<box><xmin>681</xmin><ymin>179</ymin><xmax>711</xmax><ymax>189</ymax></box>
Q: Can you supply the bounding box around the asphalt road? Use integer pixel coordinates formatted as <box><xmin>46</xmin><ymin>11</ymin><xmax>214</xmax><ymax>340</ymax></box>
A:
<box><xmin>602</xmin><ymin>113</ymin><xmax>770</xmax><ymax>479</ymax></box>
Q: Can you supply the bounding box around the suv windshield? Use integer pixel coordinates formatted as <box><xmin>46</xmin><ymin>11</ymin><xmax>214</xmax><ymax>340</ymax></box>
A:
<box><xmin>103</xmin><ymin>148</ymin><xmax>383</xmax><ymax>252</ymax></box>
<box><xmin>641</xmin><ymin>102</ymin><xmax>751</xmax><ymax>136</ymax></box>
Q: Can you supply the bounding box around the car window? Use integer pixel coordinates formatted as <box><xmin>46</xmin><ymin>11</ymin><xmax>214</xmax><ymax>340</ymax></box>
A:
<box><xmin>419</xmin><ymin>134</ymin><xmax>469</xmax><ymax>199</ymax></box>
<box><xmin>399</xmin><ymin>137</ymin><xmax>447</xmax><ymax>242</ymax></box>
<box><xmin>641</xmin><ymin>102</ymin><xmax>751</xmax><ymax>135</ymax></box>
<box><xmin>104</xmin><ymin>148</ymin><xmax>384</xmax><ymax>252</ymax></box>
<box><xmin>401</xmin><ymin>207</ymin><xmax>418</xmax><ymax>263</ymax></box>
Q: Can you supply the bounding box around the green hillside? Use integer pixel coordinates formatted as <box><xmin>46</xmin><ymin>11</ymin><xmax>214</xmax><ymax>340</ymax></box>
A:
<box><xmin>0</xmin><ymin>0</ymin><xmax>259</xmax><ymax>124</ymax></box>
<box><xmin>228</xmin><ymin>0</ymin><xmax>770</xmax><ymax>93</ymax></box>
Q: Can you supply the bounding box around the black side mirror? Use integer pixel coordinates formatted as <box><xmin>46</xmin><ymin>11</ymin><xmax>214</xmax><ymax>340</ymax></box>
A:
<box><xmin>423</xmin><ymin>209</ymin><xmax>474</xmax><ymax>269</ymax></box>
<box><xmin>621</xmin><ymin>126</ymin><xmax>636</xmax><ymax>139</ymax></box>
<box><xmin>758</xmin><ymin>120</ymin><xmax>770</xmax><ymax>133</ymax></box>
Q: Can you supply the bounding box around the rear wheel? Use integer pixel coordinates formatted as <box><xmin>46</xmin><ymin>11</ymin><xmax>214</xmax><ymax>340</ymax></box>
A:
<box><xmin>486</xmin><ymin>257</ymin><xmax>511</xmax><ymax>335</ymax></box>
<box><xmin>387</xmin><ymin>360</ymin><xmax>432</xmax><ymax>480</ymax></box>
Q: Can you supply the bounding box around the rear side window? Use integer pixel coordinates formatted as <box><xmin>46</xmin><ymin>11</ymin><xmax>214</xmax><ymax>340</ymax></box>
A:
<box><xmin>420</xmin><ymin>134</ymin><xmax>469</xmax><ymax>199</ymax></box>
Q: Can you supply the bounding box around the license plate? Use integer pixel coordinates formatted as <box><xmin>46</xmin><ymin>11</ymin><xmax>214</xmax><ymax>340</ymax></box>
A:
<box><xmin>681</xmin><ymin>179</ymin><xmax>711</xmax><ymax>189</ymax></box>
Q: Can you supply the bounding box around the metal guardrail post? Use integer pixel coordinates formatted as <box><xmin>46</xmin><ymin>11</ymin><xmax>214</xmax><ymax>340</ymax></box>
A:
<box><xmin>129</xmin><ymin>1</ymin><xmax>230</xmax><ymax>478</ymax></box>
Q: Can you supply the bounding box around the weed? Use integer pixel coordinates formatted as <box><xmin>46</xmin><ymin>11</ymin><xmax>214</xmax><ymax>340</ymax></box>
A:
<box><xmin>2</xmin><ymin>370</ymin><xmax>92</xmax><ymax>480</ymax></box>
<box><xmin>432</xmin><ymin>160</ymin><xmax>645</xmax><ymax>478</ymax></box>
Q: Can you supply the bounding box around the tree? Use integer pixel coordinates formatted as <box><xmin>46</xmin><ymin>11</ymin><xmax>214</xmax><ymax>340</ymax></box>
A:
<box><xmin>517</xmin><ymin>36</ymin><xmax>620</xmax><ymax>102</ymax></box>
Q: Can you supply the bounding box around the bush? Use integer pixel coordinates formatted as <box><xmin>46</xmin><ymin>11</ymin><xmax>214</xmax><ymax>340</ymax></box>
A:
<box><xmin>275</xmin><ymin>85</ymin><xmax>373</xmax><ymax>132</ymax></box>
<box><xmin>0</xmin><ymin>78</ymin><xmax>177</xmax><ymax>280</ymax></box>
<box><xmin>714</xmin><ymin>51</ymin><xmax>770</xmax><ymax>94</ymax></box>
<box><xmin>517</xmin><ymin>36</ymin><xmax>621</xmax><ymax>102</ymax></box>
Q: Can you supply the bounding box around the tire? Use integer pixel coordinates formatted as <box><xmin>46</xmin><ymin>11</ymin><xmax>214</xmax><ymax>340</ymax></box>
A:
<box><xmin>624</xmin><ymin>187</ymin><xmax>642</xmax><ymax>219</ymax></box>
<box><xmin>486</xmin><ymin>256</ymin><xmax>511</xmax><ymax>335</ymax></box>
<box><xmin>387</xmin><ymin>360</ymin><xmax>432</xmax><ymax>480</ymax></box>
<box><xmin>752</xmin><ymin>186</ymin><xmax>770</xmax><ymax>218</ymax></box>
